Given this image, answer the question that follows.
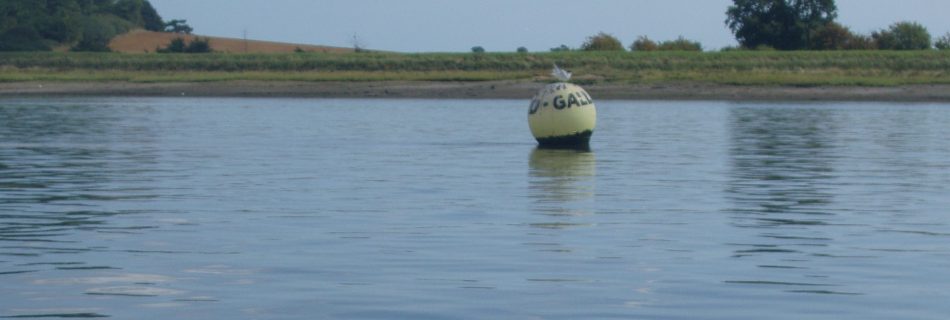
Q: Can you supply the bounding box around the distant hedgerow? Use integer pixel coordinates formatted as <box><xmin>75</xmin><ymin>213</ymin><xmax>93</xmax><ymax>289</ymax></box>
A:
<box><xmin>157</xmin><ymin>37</ymin><xmax>212</xmax><ymax>53</ymax></box>
<box><xmin>581</xmin><ymin>32</ymin><xmax>624</xmax><ymax>51</ymax></box>
<box><xmin>658</xmin><ymin>36</ymin><xmax>702</xmax><ymax>51</ymax></box>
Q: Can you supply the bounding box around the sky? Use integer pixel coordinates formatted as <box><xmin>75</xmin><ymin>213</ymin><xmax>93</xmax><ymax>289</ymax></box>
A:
<box><xmin>149</xmin><ymin>0</ymin><xmax>950</xmax><ymax>52</ymax></box>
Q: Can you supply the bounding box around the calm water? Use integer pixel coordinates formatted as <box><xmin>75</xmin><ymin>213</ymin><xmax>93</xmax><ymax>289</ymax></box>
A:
<box><xmin>2</xmin><ymin>97</ymin><xmax>950</xmax><ymax>319</ymax></box>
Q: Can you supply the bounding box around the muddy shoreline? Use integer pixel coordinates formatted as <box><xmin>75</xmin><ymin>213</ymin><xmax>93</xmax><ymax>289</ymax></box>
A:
<box><xmin>3</xmin><ymin>80</ymin><xmax>950</xmax><ymax>102</ymax></box>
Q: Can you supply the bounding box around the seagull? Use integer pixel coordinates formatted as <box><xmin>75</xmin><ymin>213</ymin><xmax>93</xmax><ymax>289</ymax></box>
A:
<box><xmin>551</xmin><ymin>64</ymin><xmax>572</xmax><ymax>82</ymax></box>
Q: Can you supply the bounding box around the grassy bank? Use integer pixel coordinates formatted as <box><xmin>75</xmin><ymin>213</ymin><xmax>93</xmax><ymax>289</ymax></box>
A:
<box><xmin>3</xmin><ymin>50</ymin><xmax>950</xmax><ymax>86</ymax></box>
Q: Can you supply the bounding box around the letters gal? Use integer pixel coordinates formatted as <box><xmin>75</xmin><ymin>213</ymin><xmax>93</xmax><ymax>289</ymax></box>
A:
<box><xmin>527</xmin><ymin>81</ymin><xmax>597</xmax><ymax>149</ymax></box>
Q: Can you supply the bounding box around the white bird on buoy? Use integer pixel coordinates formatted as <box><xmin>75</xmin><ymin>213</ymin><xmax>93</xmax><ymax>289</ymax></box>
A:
<box><xmin>551</xmin><ymin>64</ymin><xmax>572</xmax><ymax>82</ymax></box>
<box><xmin>527</xmin><ymin>64</ymin><xmax>596</xmax><ymax>149</ymax></box>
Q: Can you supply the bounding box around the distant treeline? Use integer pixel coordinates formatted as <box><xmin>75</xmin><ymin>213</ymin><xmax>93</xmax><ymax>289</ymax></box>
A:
<box><xmin>0</xmin><ymin>0</ymin><xmax>184</xmax><ymax>52</ymax></box>
<box><xmin>2</xmin><ymin>0</ymin><xmax>949</xmax><ymax>54</ymax></box>
<box><xmin>534</xmin><ymin>0</ymin><xmax>950</xmax><ymax>53</ymax></box>
<box><xmin>725</xmin><ymin>0</ymin><xmax>946</xmax><ymax>51</ymax></box>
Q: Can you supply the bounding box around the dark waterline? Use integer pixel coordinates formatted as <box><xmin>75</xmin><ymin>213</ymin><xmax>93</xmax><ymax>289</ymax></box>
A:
<box><xmin>1</xmin><ymin>98</ymin><xmax>949</xmax><ymax>319</ymax></box>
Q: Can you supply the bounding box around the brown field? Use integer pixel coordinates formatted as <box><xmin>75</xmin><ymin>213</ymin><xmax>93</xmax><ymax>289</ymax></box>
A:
<box><xmin>109</xmin><ymin>29</ymin><xmax>353</xmax><ymax>54</ymax></box>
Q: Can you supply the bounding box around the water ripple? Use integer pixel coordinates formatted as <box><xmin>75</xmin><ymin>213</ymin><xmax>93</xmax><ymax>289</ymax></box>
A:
<box><xmin>3</xmin><ymin>99</ymin><xmax>950</xmax><ymax>319</ymax></box>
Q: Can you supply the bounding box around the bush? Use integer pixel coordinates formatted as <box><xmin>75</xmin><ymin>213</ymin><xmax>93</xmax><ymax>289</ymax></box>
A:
<box><xmin>630</xmin><ymin>36</ymin><xmax>657</xmax><ymax>51</ymax></box>
<box><xmin>843</xmin><ymin>33</ymin><xmax>877</xmax><ymax>50</ymax></box>
<box><xmin>157</xmin><ymin>37</ymin><xmax>185</xmax><ymax>53</ymax></box>
<box><xmin>719</xmin><ymin>45</ymin><xmax>743</xmax><ymax>52</ymax></box>
<box><xmin>157</xmin><ymin>37</ymin><xmax>212</xmax><ymax>53</ymax></box>
<box><xmin>517</xmin><ymin>46</ymin><xmax>528</xmax><ymax>53</ymax></box>
<box><xmin>581</xmin><ymin>32</ymin><xmax>624</xmax><ymax>51</ymax></box>
<box><xmin>550</xmin><ymin>44</ymin><xmax>571</xmax><ymax>52</ymax></box>
<box><xmin>935</xmin><ymin>33</ymin><xmax>950</xmax><ymax>50</ymax></box>
<box><xmin>874</xmin><ymin>21</ymin><xmax>931</xmax><ymax>50</ymax></box>
<box><xmin>186</xmin><ymin>37</ymin><xmax>211</xmax><ymax>53</ymax></box>
<box><xmin>810</xmin><ymin>22</ymin><xmax>852</xmax><ymax>50</ymax></box>
<box><xmin>471</xmin><ymin>46</ymin><xmax>485</xmax><ymax>53</ymax></box>
<box><xmin>658</xmin><ymin>36</ymin><xmax>702</xmax><ymax>51</ymax></box>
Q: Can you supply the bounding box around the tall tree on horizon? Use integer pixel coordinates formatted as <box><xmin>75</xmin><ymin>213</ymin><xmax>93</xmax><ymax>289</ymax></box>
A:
<box><xmin>726</xmin><ymin>0</ymin><xmax>837</xmax><ymax>50</ymax></box>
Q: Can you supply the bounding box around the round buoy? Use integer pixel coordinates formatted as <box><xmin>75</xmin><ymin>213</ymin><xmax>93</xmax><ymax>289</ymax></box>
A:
<box><xmin>528</xmin><ymin>82</ymin><xmax>596</xmax><ymax>149</ymax></box>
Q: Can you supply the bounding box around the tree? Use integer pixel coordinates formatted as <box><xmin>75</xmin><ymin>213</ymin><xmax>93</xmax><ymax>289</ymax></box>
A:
<box><xmin>77</xmin><ymin>0</ymin><xmax>117</xmax><ymax>14</ymax></box>
<box><xmin>38</xmin><ymin>0</ymin><xmax>83</xmax><ymax>43</ymax></box>
<box><xmin>471</xmin><ymin>46</ymin><xmax>485</xmax><ymax>53</ymax></box>
<box><xmin>517</xmin><ymin>46</ymin><xmax>528</xmax><ymax>53</ymax></box>
<box><xmin>71</xmin><ymin>14</ymin><xmax>135</xmax><ymax>52</ymax></box>
<box><xmin>0</xmin><ymin>0</ymin><xmax>166</xmax><ymax>51</ymax></box>
<box><xmin>630</xmin><ymin>36</ymin><xmax>658</xmax><ymax>51</ymax></box>
<box><xmin>0</xmin><ymin>0</ymin><xmax>79</xmax><ymax>48</ymax></box>
<box><xmin>726</xmin><ymin>0</ymin><xmax>837</xmax><ymax>50</ymax></box>
<box><xmin>110</xmin><ymin>0</ymin><xmax>144</xmax><ymax>26</ymax></box>
<box><xmin>0</xmin><ymin>26</ymin><xmax>51</xmax><ymax>51</ymax></box>
<box><xmin>350</xmin><ymin>34</ymin><xmax>367</xmax><ymax>52</ymax></box>
<box><xmin>550</xmin><ymin>44</ymin><xmax>571</xmax><ymax>52</ymax></box>
<box><xmin>581</xmin><ymin>32</ymin><xmax>624</xmax><ymax>51</ymax></box>
<box><xmin>164</xmin><ymin>19</ymin><xmax>192</xmax><ymax>34</ymax></box>
<box><xmin>140</xmin><ymin>0</ymin><xmax>164</xmax><ymax>31</ymax></box>
<box><xmin>873</xmin><ymin>21</ymin><xmax>931</xmax><ymax>50</ymax></box>
<box><xmin>790</xmin><ymin>0</ymin><xmax>838</xmax><ymax>41</ymax></box>
<box><xmin>936</xmin><ymin>33</ymin><xmax>950</xmax><ymax>50</ymax></box>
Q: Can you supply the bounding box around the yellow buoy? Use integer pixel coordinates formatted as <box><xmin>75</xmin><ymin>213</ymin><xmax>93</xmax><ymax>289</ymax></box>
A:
<box><xmin>528</xmin><ymin>81</ymin><xmax>597</xmax><ymax>149</ymax></box>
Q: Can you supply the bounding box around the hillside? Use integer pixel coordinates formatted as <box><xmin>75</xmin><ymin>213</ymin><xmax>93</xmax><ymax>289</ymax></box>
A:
<box><xmin>109</xmin><ymin>30</ymin><xmax>353</xmax><ymax>54</ymax></box>
<box><xmin>0</xmin><ymin>0</ymin><xmax>166</xmax><ymax>52</ymax></box>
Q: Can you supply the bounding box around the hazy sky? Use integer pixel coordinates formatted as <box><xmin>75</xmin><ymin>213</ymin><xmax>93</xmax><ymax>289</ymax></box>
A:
<box><xmin>149</xmin><ymin>0</ymin><xmax>950</xmax><ymax>52</ymax></box>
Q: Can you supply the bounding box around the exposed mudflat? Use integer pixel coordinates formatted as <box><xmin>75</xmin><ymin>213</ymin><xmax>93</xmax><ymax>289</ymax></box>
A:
<box><xmin>4</xmin><ymin>80</ymin><xmax>950</xmax><ymax>101</ymax></box>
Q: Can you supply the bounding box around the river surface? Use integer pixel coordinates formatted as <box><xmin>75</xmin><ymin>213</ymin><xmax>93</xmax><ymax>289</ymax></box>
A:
<box><xmin>1</xmin><ymin>98</ymin><xmax>949</xmax><ymax>319</ymax></box>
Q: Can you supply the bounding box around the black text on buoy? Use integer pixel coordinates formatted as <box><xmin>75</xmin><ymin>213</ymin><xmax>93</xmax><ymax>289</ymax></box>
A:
<box><xmin>528</xmin><ymin>65</ymin><xmax>596</xmax><ymax>149</ymax></box>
